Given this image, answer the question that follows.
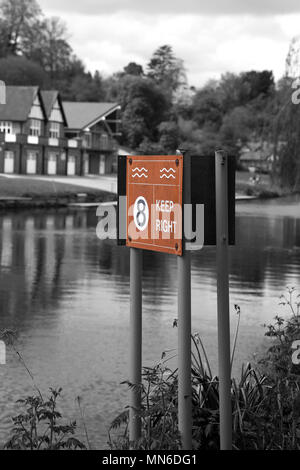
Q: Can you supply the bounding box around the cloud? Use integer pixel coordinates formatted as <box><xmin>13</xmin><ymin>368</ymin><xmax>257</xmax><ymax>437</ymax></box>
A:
<box><xmin>39</xmin><ymin>0</ymin><xmax>300</xmax><ymax>16</ymax></box>
<box><xmin>37</xmin><ymin>2</ymin><xmax>300</xmax><ymax>86</ymax></box>
<box><xmin>44</xmin><ymin>10</ymin><xmax>291</xmax><ymax>86</ymax></box>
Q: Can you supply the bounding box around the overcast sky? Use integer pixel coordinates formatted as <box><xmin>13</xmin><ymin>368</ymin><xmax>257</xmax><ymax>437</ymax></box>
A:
<box><xmin>38</xmin><ymin>0</ymin><xmax>300</xmax><ymax>86</ymax></box>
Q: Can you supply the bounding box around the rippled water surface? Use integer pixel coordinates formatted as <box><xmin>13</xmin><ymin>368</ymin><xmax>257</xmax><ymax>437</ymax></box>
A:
<box><xmin>0</xmin><ymin>195</ymin><xmax>300</xmax><ymax>448</ymax></box>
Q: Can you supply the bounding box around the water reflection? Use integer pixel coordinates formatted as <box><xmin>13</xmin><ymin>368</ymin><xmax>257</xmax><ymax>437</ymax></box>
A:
<box><xmin>0</xmin><ymin>199</ymin><xmax>299</xmax><ymax>448</ymax></box>
<box><xmin>1</xmin><ymin>206</ymin><xmax>299</xmax><ymax>321</ymax></box>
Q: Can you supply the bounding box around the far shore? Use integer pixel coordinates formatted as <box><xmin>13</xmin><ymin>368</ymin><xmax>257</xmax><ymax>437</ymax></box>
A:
<box><xmin>0</xmin><ymin>171</ymin><xmax>295</xmax><ymax>210</ymax></box>
<box><xmin>0</xmin><ymin>174</ymin><xmax>116</xmax><ymax>209</ymax></box>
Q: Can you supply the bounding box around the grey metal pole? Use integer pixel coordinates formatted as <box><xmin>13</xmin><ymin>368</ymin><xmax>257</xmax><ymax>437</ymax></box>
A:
<box><xmin>177</xmin><ymin>150</ymin><xmax>192</xmax><ymax>450</ymax></box>
<box><xmin>129</xmin><ymin>247</ymin><xmax>142</xmax><ymax>443</ymax></box>
<box><xmin>215</xmin><ymin>150</ymin><xmax>232</xmax><ymax>450</ymax></box>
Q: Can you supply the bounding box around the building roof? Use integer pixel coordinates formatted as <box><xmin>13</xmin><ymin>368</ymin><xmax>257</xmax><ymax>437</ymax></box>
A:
<box><xmin>63</xmin><ymin>102</ymin><xmax>119</xmax><ymax>131</ymax></box>
<box><xmin>0</xmin><ymin>86</ymin><xmax>46</xmax><ymax>121</ymax></box>
<box><xmin>40</xmin><ymin>90</ymin><xmax>58</xmax><ymax>117</ymax></box>
<box><xmin>41</xmin><ymin>90</ymin><xmax>67</xmax><ymax>125</ymax></box>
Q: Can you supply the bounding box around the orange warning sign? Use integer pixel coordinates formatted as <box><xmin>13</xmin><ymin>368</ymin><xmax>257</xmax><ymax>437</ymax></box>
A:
<box><xmin>126</xmin><ymin>155</ymin><xmax>183</xmax><ymax>255</ymax></box>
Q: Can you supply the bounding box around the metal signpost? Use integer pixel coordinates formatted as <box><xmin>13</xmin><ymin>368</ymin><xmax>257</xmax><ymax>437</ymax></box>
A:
<box><xmin>177</xmin><ymin>151</ymin><xmax>192</xmax><ymax>450</ymax></box>
<box><xmin>215</xmin><ymin>150</ymin><xmax>232</xmax><ymax>450</ymax></box>
<box><xmin>129</xmin><ymin>247</ymin><xmax>142</xmax><ymax>443</ymax></box>
<box><xmin>117</xmin><ymin>150</ymin><xmax>235</xmax><ymax>450</ymax></box>
<box><xmin>126</xmin><ymin>154</ymin><xmax>184</xmax><ymax>445</ymax></box>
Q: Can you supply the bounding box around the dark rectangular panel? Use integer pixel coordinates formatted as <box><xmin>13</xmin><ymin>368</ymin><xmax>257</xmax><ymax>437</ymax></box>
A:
<box><xmin>191</xmin><ymin>155</ymin><xmax>235</xmax><ymax>245</ymax></box>
<box><xmin>117</xmin><ymin>154</ymin><xmax>127</xmax><ymax>245</ymax></box>
<box><xmin>118</xmin><ymin>154</ymin><xmax>236</xmax><ymax>247</ymax></box>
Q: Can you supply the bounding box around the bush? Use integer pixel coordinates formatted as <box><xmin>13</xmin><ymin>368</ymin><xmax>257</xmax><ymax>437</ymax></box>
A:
<box><xmin>4</xmin><ymin>388</ymin><xmax>86</xmax><ymax>450</ymax></box>
<box><xmin>109</xmin><ymin>291</ymin><xmax>300</xmax><ymax>450</ymax></box>
<box><xmin>260</xmin><ymin>287</ymin><xmax>300</xmax><ymax>380</ymax></box>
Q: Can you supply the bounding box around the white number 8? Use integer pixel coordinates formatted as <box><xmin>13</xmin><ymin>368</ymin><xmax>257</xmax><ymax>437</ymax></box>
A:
<box><xmin>133</xmin><ymin>196</ymin><xmax>149</xmax><ymax>231</ymax></box>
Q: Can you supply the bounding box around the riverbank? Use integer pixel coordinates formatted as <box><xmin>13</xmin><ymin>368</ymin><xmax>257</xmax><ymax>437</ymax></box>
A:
<box><xmin>0</xmin><ymin>171</ymin><xmax>294</xmax><ymax>209</ymax></box>
<box><xmin>235</xmin><ymin>171</ymin><xmax>281</xmax><ymax>199</ymax></box>
<box><xmin>0</xmin><ymin>175</ymin><xmax>115</xmax><ymax>209</ymax></box>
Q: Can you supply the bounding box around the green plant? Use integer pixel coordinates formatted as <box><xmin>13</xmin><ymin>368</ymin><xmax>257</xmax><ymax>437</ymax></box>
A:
<box><xmin>0</xmin><ymin>329</ymin><xmax>87</xmax><ymax>450</ymax></box>
<box><xmin>0</xmin><ymin>329</ymin><xmax>43</xmax><ymax>399</ymax></box>
<box><xmin>261</xmin><ymin>287</ymin><xmax>300</xmax><ymax>379</ymax></box>
<box><xmin>4</xmin><ymin>388</ymin><xmax>86</xmax><ymax>450</ymax></box>
<box><xmin>109</xmin><ymin>364</ymin><xmax>181</xmax><ymax>450</ymax></box>
<box><xmin>109</xmin><ymin>305</ymin><xmax>241</xmax><ymax>450</ymax></box>
<box><xmin>109</xmin><ymin>294</ymin><xmax>300</xmax><ymax>450</ymax></box>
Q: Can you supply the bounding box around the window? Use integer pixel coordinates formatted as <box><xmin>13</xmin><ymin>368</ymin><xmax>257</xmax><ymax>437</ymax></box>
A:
<box><xmin>100</xmin><ymin>133</ymin><xmax>109</xmax><ymax>147</ymax></box>
<box><xmin>48</xmin><ymin>153</ymin><xmax>58</xmax><ymax>162</ymax></box>
<box><xmin>83</xmin><ymin>133</ymin><xmax>92</xmax><ymax>148</ymax></box>
<box><xmin>47</xmin><ymin>152</ymin><xmax>57</xmax><ymax>175</ymax></box>
<box><xmin>4</xmin><ymin>150</ymin><xmax>14</xmax><ymax>173</ymax></box>
<box><xmin>30</xmin><ymin>119</ymin><xmax>41</xmax><ymax>137</ymax></box>
<box><xmin>49</xmin><ymin>122</ymin><xmax>60</xmax><ymax>139</ymax></box>
<box><xmin>0</xmin><ymin>121</ymin><xmax>13</xmax><ymax>134</ymax></box>
<box><xmin>4</xmin><ymin>150</ymin><xmax>14</xmax><ymax>159</ymax></box>
<box><xmin>26</xmin><ymin>151</ymin><xmax>37</xmax><ymax>174</ymax></box>
<box><xmin>84</xmin><ymin>154</ymin><xmax>89</xmax><ymax>174</ymax></box>
<box><xmin>67</xmin><ymin>155</ymin><xmax>76</xmax><ymax>175</ymax></box>
<box><xmin>12</xmin><ymin>123</ymin><xmax>21</xmax><ymax>134</ymax></box>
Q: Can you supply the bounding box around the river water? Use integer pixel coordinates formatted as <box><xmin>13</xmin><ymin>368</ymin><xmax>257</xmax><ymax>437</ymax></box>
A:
<box><xmin>0</xmin><ymin>195</ymin><xmax>299</xmax><ymax>448</ymax></box>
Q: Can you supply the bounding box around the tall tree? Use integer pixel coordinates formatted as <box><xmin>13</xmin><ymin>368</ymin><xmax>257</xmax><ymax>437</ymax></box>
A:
<box><xmin>157</xmin><ymin>121</ymin><xmax>180</xmax><ymax>153</ymax></box>
<box><xmin>123</xmin><ymin>62</ymin><xmax>144</xmax><ymax>77</ymax></box>
<box><xmin>0</xmin><ymin>55</ymin><xmax>47</xmax><ymax>86</ymax></box>
<box><xmin>22</xmin><ymin>16</ymin><xmax>72</xmax><ymax>82</ymax></box>
<box><xmin>239</xmin><ymin>71</ymin><xmax>275</xmax><ymax>104</ymax></box>
<box><xmin>147</xmin><ymin>45</ymin><xmax>187</xmax><ymax>96</ymax></box>
<box><xmin>286</xmin><ymin>36</ymin><xmax>300</xmax><ymax>78</ymax></box>
<box><xmin>268</xmin><ymin>38</ymin><xmax>300</xmax><ymax>190</ymax></box>
<box><xmin>0</xmin><ymin>0</ymin><xmax>42</xmax><ymax>56</ymax></box>
<box><xmin>220</xmin><ymin>106</ymin><xmax>254</xmax><ymax>155</ymax></box>
<box><xmin>272</xmin><ymin>76</ymin><xmax>300</xmax><ymax>190</ymax></box>
<box><xmin>192</xmin><ymin>81</ymin><xmax>223</xmax><ymax>130</ymax></box>
<box><xmin>61</xmin><ymin>70</ymin><xmax>106</xmax><ymax>101</ymax></box>
<box><xmin>217</xmin><ymin>73</ymin><xmax>243</xmax><ymax>113</ymax></box>
<box><xmin>111</xmin><ymin>75</ymin><xmax>168</xmax><ymax>149</ymax></box>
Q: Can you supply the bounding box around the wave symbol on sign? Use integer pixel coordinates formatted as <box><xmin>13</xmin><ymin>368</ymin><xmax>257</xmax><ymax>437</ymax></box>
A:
<box><xmin>132</xmin><ymin>167</ymin><xmax>148</xmax><ymax>178</ymax></box>
<box><xmin>160</xmin><ymin>168</ymin><xmax>176</xmax><ymax>179</ymax></box>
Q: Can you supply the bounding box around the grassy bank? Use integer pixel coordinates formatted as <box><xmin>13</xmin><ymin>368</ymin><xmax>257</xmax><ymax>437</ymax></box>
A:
<box><xmin>236</xmin><ymin>171</ymin><xmax>281</xmax><ymax>198</ymax></box>
<box><xmin>0</xmin><ymin>171</ymin><xmax>291</xmax><ymax>209</ymax></box>
<box><xmin>0</xmin><ymin>176</ymin><xmax>115</xmax><ymax>208</ymax></box>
